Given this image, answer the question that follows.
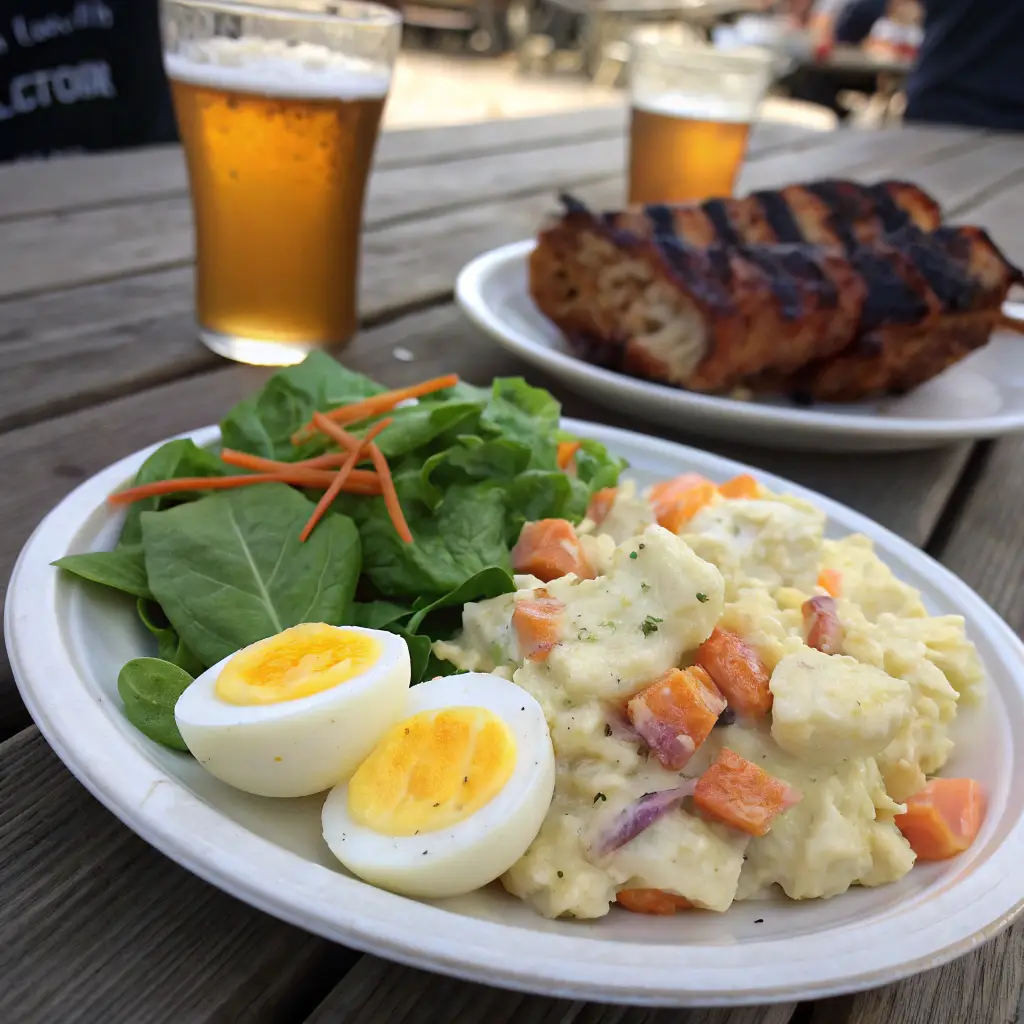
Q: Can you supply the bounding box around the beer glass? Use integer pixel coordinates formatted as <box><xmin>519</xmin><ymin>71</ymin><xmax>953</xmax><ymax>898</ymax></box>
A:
<box><xmin>161</xmin><ymin>1</ymin><xmax>401</xmax><ymax>365</ymax></box>
<box><xmin>628</xmin><ymin>32</ymin><xmax>775</xmax><ymax>206</ymax></box>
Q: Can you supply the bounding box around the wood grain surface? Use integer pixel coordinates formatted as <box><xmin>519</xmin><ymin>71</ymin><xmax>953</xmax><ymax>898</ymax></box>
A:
<box><xmin>0</xmin><ymin>729</ymin><xmax>352</xmax><ymax>1024</ymax></box>
<box><xmin>305</xmin><ymin>956</ymin><xmax>798</xmax><ymax>1024</ymax></box>
<box><xmin>0</xmin><ymin>118</ymin><xmax>840</xmax><ymax>302</ymax></box>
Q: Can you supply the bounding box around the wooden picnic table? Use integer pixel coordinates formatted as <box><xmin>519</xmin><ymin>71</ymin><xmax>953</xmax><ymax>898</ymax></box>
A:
<box><xmin>1</xmin><ymin>109</ymin><xmax>1023</xmax><ymax>1024</ymax></box>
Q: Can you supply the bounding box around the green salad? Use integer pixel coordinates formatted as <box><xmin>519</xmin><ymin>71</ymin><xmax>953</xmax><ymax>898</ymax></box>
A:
<box><xmin>55</xmin><ymin>353</ymin><xmax>626</xmax><ymax>749</ymax></box>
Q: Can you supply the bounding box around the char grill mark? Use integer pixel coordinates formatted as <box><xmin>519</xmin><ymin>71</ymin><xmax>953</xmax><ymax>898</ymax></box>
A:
<box><xmin>538</xmin><ymin>183</ymin><xmax>1021</xmax><ymax>401</ymax></box>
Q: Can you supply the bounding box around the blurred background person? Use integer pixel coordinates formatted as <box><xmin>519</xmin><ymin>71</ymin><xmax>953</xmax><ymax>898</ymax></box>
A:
<box><xmin>0</xmin><ymin>1</ymin><xmax>177</xmax><ymax>162</ymax></box>
<box><xmin>781</xmin><ymin>0</ymin><xmax>1024</xmax><ymax>131</ymax></box>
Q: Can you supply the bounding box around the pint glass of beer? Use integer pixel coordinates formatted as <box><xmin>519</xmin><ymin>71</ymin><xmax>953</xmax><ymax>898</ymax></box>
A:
<box><xmin>161</xmin><ymin>1</ymin><xmax>401</xmax><ymax>365</ymax></box>
<box><xmin>628</xmin><ymin>33</ymin><xmax>775</xmax><ymax>206</ymax></box>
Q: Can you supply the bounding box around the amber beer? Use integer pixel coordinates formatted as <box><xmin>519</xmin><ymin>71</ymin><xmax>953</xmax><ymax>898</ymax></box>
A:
<box><xmin>162</xmin><ymin>1</ymin><xmax>400</xmax><ymax>365</ymax></box>
<box><xmin>627</xmin><ymin>33</ymin><xmax>774</xmax><ymax>207</ymax></box>
<box><xmin>167</xmin><ymin>57</ymin><xmax>388</xmax><ymax>363</ymax></box>
<box><xmin>629</xmin><ymin>96</ymin><xmax>753</xmax><ymax>206</ymax></box>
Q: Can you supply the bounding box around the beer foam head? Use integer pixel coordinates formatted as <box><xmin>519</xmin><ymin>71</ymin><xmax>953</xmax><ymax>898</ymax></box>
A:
<box><xmin>632</xmin><ymin>91</ymin><xmax>756</xmax><ymax>124</ymax></box>
<box><xmin>165</xmin><ymin>38</ymin><xmax>391</xmax><ymax>100</ymax></box>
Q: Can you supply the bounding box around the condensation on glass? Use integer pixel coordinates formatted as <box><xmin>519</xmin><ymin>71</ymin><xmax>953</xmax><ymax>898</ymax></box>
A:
<box><xmin>628</xmin><ymin>31</ymin><xmax>775</xmax><ymax>207</ymax></box>
<box><xmin>162</xmin><ymin>1</ymin><xmax>401</xmax><ymax>365</ymax></box>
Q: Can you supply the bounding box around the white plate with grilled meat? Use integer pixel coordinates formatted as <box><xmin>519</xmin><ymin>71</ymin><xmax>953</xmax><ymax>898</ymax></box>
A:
<box><xmin>7</xmin><ymin>419</ymin><xmax>1024</xmax><ymax>1006</ymax></box>
<box><xmin>457</xmin><ymin>241</ymin><xmax>1024</xmax><ymax>452</ymax></box>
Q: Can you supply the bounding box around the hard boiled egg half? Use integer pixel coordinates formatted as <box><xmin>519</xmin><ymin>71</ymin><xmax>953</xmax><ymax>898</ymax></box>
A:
<box><xmin>175</xmin><ymin>623</ymin><xmax>410</xmax><ymax>798</ymax></box>
<box><xmin>322</xmin><ymin>673</ymin><xmax>555</xmax><ymax>899</ymax></box>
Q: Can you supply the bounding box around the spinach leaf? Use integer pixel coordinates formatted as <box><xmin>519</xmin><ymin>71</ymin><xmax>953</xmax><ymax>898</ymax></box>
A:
<box><xmin>480</xmin><ymin>378</ymin><xmax>560</xmax><ymax>468</ymax></box>
<box><xmin>407</xmin><ymin>566</ymin><xmax>515</xmax><ymax>636</ymax></box>
<box><xmin>118</xmin><ymin>657</ymin><xmax>193</xmax><ymax>751</ymax></box>
<box><xmin>220</xmin><ymin>353</ymin><xmax>382</xmax><ymax>461</ymax></box>
<box><xmin>504</xmin><ymin>470</ymin><xmax>590</xmax><ymax>542</ymax></box>
<box><xmin>417</xmin><ymin>436</ymin><xmax>532</xmax><ymax>511</ymax></box>
<box><xmin>347</xmin><ymin>600</ymin><xmax>410</xmax><ymax>630</ymax></box>
<box><xmin>393</xmin><ymin>627</ymin><xmax>433</xmax><ymax>685</ymax></box>
<box><xmin>356</xmin><ymin>482</ymin><xmax>510</xmax><ymax>600</ymax></box>
<box><xmin>54</xmin><ymin>544</ymin><xmax>152</xmax><ymax>599</ymax></box>
<box><xmin>372</xmin><ymin>400</ymin><xmax>483</xmax><ymax>460</ymax></box>
<box><xmin>574</xmin><ymin>439</ymin><xmax>628</xmax><ymax>493</ymax></box>
<box><xmin>137</xmin><ymin>599</ymin><xmax>206</xmax><ymax>676</ymax></box>
<box><xmin>142</xmin><ymin>484</ymin><xmax>361</xmax><ymax>668</ymax></box>
<box><xmin>119</xmin><ymin>439</ymin><xmax>227</xmax><ymax>546</ymax></box>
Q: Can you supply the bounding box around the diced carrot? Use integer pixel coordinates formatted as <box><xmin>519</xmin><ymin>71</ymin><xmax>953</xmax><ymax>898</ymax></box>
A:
<box><xmin>557</xmin><ymin>440</ymin><xmax>581</xmax><ymax>471</ymax></box>
<box><xmin>512</xmin><ymin>595</ymin><xmax>565</xmax><ymax>662</ymax></box>
<box><xmin>511</xmin><ymin>519</ymin><xmax>596</xmax><ymax>582</ymax></box>
<box><xmin>718</xmin><ymin>474</ymin><xmax>761</xmax><ymax>500</ymax></box>
<box><xmin>654</xmin><ymin>481</ymin><xmax>719</xmax><ymax>534</ymax></box>
<box><xmin>694</xmin><ymin>748</ymin><xmax>802</xmax><ymax>836</ymax></box>
<box><xmin>695</xmin><ymin>627</ymin><xmax>773</xmax><ymax>719</ymax></box>
<box><xmin>616</xmin><ymin>889</ymin><xmax>692</xmax><ymax>915</ymax></box>
<box><xmin>817</xmin><ymin>569</ymin><xmax>843</xmax><ymax>598</ymax></box>
<box><xmin>895</xmin><ymin>778</ymin><xmax>986</xmax><ymax>861</ymax></box>
<box><xmin>803</xmin><ymin>595</ymin><xmax>844</xmax><ymax>654</ymax></box>
<box><xmin>586</xmin><ymin>487</ymin><xmax>617</xmax><ymax>526</ymax></box>
<box><xmin>626</xmin><ymin>666</ymin><xmax>726</xmax><ymax>770</ymax></box>
<box><xmin>649</xmin><ymin>473</ymin><xmax>710</xmax><ymax>510</ymax></box>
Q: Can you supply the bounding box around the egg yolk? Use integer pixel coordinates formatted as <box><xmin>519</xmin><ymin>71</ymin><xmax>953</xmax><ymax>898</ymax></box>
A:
<box><xmin>347</xmin><ymin>707</ymin><xmax>517</xmax><ymax>836</ymax></box>
<box><xmin>216</xmin><ymin>623</ymin><xmax>381</xmax><ymax>706</ymax></box>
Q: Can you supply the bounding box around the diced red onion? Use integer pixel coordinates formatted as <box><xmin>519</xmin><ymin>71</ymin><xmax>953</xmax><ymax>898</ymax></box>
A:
<box><xmin>588</xmin><ymin>783</ymin><xmax>696</xmax><ymax>859</ymax></box>
<box><xmin>628</xmin><ymin>699</ymin><xmax>697</xmax><ymax>770</ymax></box>
<box><xmin>803</xmin><ymin>595</ymin><xmax>844</xmax><ymax>654</ymax></box>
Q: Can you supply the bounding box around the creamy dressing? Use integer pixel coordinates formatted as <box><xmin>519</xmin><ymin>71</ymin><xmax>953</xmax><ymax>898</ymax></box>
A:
<box><xmin>434</xmin><ymin>484</ymin><xmax>984</xmax><ymax>919</ymax></box>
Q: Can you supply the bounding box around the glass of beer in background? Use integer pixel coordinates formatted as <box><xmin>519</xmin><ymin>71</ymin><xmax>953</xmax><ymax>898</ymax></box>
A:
<box><xmin>161</xmin><ymin>1</ymin><xmax>401</xmax><ymax>365</ymax></box>
<box><xmin>628</xmin><ymin>31</ymin><xmax>775</xmax><ymax>206</ymax></box>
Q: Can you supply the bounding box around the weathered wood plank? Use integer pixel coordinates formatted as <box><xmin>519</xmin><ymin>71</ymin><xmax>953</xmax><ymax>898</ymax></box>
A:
<box><xmin>0</xmin><ymin>728</ymin><xmax>352</xmax><ymax>1024</ymax></box>
<box><xmin>0</xmin><ymin>119</ymin><xmax>827</xmax><ymax>301</ymax></box>
<box><xmin>0</xmin><ymin>138</ymin><xmax>620</xmax><ymax>301</ymax></box>
<box><xmin>736</xmin><ymin>125</ymin><xmax>985</xmax><ymax>194</ymax></box>
<box><xmin>304</xmin><ymin>954</ymin><xmax>797</xmax><ymax>1024</ymax></box>
<box><xmin>0</xmin><ymin>302</ymin><xmax>971</xmax><ymax>738</ymax></box>
<box><xmin>0</xmin><ymin>107</ymin><xmax>628</xmax><ymax>222</ymax></box>
<box><xmin>808</xmin><ymin>914</ymin><xmax>1024</xmax><ymax>1024</ymax></box>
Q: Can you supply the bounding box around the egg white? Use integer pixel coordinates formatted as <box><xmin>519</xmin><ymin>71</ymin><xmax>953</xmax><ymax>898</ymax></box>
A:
<box><xmin>322</xmin><ymin>672</ymin><xmax>555</xmax><ymax>899</ymax></box>
<box><xmin>175</xmin><ymin>626</ymin><xmax>411</xmax><ymax>798</ymax></box>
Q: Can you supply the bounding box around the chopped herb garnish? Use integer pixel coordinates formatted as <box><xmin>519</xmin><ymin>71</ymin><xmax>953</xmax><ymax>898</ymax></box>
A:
<box><xmin>640</xmin><ymin>615</ymin><xmax>663</xmax><ymax>637</ymax></box>
<box><xmin>696</xmin><ymin>592</ymin><xmax>708</xmax><ymax>603</ymax></box>
<box><xmin>640</xmin><ymin>581</ymin><xmax>651</xmax><ymax>592</ymax></box>
<box><xmin>593</xmin><ymin>792</ymin><xmax>607</xmax><ymax>803</ymax></box>
<box><xmin>638</xmin><ymin>543</ymin><xmax>645</xmax><ymax>550</ymax></box>
<box><xmin>629</xmin><ymin>551</ymin><xmax>638</xmax><ymax>560</ymax></box>
<box><xmin>604</xmin><ymin>724</ymin><xmax>613</xmax><ymax>737</ymax></box>
<box><xmin>577</xmin><ymin>627</ymin><xmax>598</xmax><ymax>642</ymax></box>
<box><xmin>557</xmin><ymin>871</ymin><xmax>564</xmax><ymax>878</ymax></box>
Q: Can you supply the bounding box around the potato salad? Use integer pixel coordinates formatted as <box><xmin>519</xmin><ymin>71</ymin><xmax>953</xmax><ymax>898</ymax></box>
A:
<box><xmin>433</xmin><ymin>473</ymin><xmax>986</xmax><ymax>920</ymax></box>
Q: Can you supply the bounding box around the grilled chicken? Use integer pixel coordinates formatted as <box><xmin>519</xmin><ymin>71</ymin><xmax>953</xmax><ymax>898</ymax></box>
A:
<box><xmin>529</xmin><ymin>184</ymin><xmax>1021</xmax><ymax>402</ymax></box>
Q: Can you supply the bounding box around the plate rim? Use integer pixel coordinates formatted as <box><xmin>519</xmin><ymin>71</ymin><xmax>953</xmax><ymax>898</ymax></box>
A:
<box><xmin>456</xmin><ymin>239</ymin><xmax>1024</xmax><ymax>444</ymax></box>
<box><xmin>6</xmin><ymin>419</ymin><xmax>1024</xmax><ymax>1007</ymax></box>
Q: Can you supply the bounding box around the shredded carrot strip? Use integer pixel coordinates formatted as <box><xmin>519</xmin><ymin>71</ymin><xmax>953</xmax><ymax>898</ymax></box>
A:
<box><xmin>108</xmin><ymin>470</ymin><xmax>380</xmax><ymax>506</ymax></box>
<box><xmin>299</xmin><ymin>418</ymin><xmax>392</xmax><ymax>543</ymax></box>
<box><xmin>310</xmin><ymin>412</ymin><xmax>364</xmax><ymax>454</ymax></box>
<box><xmin>219</xmin><ymin>449</ymin><xmax>380</xmax><ymax>490</ymax></box>
<box><xmin>291</xmin><ymin>374</ymin><xmax>459</xmax><ymax>443</ymax></box>
<box><xmin>367</xmin><ymin>441</ymin><xmax>413</xmax><ymax>543</ymax></box>
<box><xmin>557</xmin><ymin>440</ymin><xmax>581</xmax><ymax>470</ymax></box>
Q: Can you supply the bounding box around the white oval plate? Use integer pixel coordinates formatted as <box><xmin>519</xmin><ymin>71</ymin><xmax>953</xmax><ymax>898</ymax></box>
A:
<box><xmin>456</xmin><ymin>240</ymin><xmax>1024</xmax><ymax>453</ymax></box>
<box><xmin>6</xmin><ymin>420</ymin><xmax>1024</xmax><ymax>1007</ymax></box>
